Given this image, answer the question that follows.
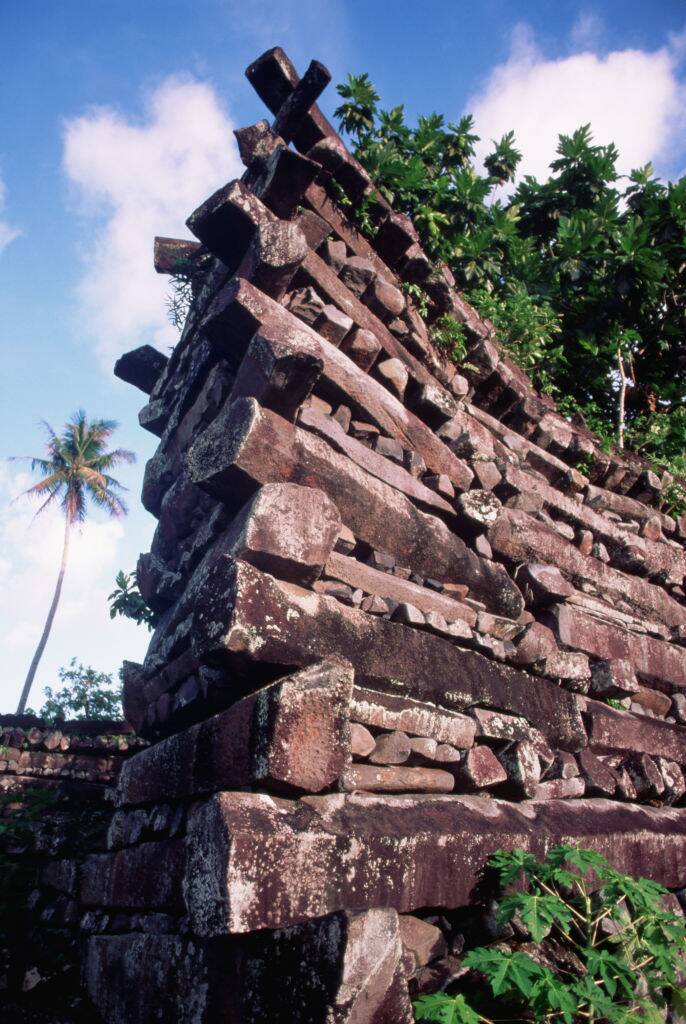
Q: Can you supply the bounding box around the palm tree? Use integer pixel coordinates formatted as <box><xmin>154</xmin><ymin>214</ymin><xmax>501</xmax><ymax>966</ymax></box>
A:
<box><xmin>12</xmin><ymin>411</ymin><xmax>135</xmax><ymax>713</ymax></box>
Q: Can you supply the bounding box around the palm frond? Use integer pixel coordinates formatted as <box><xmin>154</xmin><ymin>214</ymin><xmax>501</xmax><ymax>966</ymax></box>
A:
<box><xmin>90</xmin><ymin>448</ymin><xmax>136</xmax><ymax>470</ymax></box>
<box><xmin>12</xmin><ymin>411</ymin><xmax>132</xmax><ymax>526</ymax></box>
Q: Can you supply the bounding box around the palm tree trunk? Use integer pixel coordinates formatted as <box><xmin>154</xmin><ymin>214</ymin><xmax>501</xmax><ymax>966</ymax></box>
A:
<box><xmin>16</xmin><ymin>514</ymin><xmax>71</xmax><ymax>714</ymax></box>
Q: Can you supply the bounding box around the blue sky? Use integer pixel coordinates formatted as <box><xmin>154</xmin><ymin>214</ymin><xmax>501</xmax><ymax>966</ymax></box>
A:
<box><xmin>1</xmin><ymin>0</ymin><xmax>685</xmax><ymax>712</ymax></box>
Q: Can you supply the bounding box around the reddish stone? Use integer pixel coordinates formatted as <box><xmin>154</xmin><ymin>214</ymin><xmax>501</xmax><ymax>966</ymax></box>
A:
<box><xmin>350</xmin><ymin>687</ymin><xmax>476</xmax><ymax>748</ymax></box>
<box><xmin>531</xmin><ymin>777</ymin><xmax>585</xmax><ymax>800</ymax></box>
<box><xmin>398</xmin><ymin>915</ymin><xmax>446</xmax><ymax>978</ymax></box>
<box><xmin>189</xmin><ymin>397</ymin><xmax>519</xmax><ymax>616</ymax></box>
<box><xmin>590</xmin><ymin>659</ymin><xmax>640</xmax><ymax>699</ymax></box>
<box><xmin>350</xmin><ymin>722</ymin><xmax>376</xmax><ymax>758</ymax></box>
<box><xmin>81</xmin><ymin>838</ymin><xmax>185</xmax><ymax>910</ymax></box>
<box><xmin>325</xmin><ymin>551</ymin><xmax>477</xmax><ymax>627</ymax></box>
<box><xmin>368</xmin><ymin>731</ymin><xmax>411</xmax><ymax>765</ymax></box>
<box><xmin>549</xmin><ymin>603</ymin><xmax>686</xmax><ymax>691</ymax></box>
<box><xmin>223</xmin><ymin>481</ymin><xmax>342</xmax><ymax>585</ymax></box>
<box><xmin>341</xmin><ymin>764</ymin><xmax>455</xmax><ymax>793</ymax></box>
<box><xmin>455</xmin><ymin>746</ymin><xmax>508</xmax><ymax>790</ymax></box>
<box><xmin>577</xmin><ymin>749</ymin><xmax>616</xmax><ymax>797</ymax></box>
<box><xmin>117</xmin><ymin>661</ymin><xmax>353</xmax><ymax>805</ymax></box>
<box><xmin>489</xmin><ymin>508</ymin><xmax>686</xmax><ymax>629</ymax></box>
<box><xmin>497</xmin><ymin>741</ymin><xmax>541</xmax><ymax>798</ymax></box>
<box><xmin>192</xmin><ymin>558</ymin><xmax>584</xmax><ymax>749</ymax></box>
<box><xmin>186</xmin><ymin>792</ymin><xmax>686</xmax><ymax>935</ymax></box>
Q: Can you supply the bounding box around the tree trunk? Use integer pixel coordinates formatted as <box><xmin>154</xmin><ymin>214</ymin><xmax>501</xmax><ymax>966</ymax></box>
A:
<box><xmin>617</xmin><ymin>346</ymin><xmax>628</xmax><ymax>451</ymax></box>
<box><xmin>16</xmin><ymin>515</ymin><xmax>71</xmax><ymax>714</ymax></box>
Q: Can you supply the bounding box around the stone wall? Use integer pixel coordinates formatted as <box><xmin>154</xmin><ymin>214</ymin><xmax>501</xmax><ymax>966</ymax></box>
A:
<box><xmin>0</xmin><ymin>716</ymin><xmax>145</xmax><ymax>1021</ymax></box>
<box><xmin>79</xmin><ymin>47</ymin><xmax>686</xmax><ymax>1022</ymax></box>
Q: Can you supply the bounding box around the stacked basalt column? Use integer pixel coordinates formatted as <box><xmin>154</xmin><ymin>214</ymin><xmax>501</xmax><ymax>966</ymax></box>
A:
<box><xmin>85</xmin><ymin>48</ymin><xmax>686</xmax><ymax>1022</ymax></box>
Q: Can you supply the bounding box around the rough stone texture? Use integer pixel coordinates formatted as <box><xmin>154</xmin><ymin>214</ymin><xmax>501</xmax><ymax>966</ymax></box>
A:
<box><xmin>192</xmin><ymin>558</ymin><xmax>585</xmax><ymax>749</ymax></box>
<box><xmin>117</xmin><ymin>661</ymin><xmax>353</xmax><ymax>804</ymax></box>
<box><xmin>90</xmin><ymin>43</ymin><xmax>686</xmax><ymax>1024</ymax></box>
<box><xmin>189</xmin><ymin>396</ymin><xmax>522</xmax><ymax>616</ymax></box>
<box><xmin>185</xmin><ymin>792</ymin><xmax>686</xmax><ymax>934</ymax></box>
<box><xmin>220</xmin><ymin>481</ymin><xmax>342</xmax><ymax>586</ymax></box>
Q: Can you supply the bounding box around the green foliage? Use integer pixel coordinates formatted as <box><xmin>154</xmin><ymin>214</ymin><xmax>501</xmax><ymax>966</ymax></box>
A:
<box><xmin>14</xmin><ymin>410</ymin><xmax>134</xmax><ymax>525</ymax></box>
<box><xmin>335</xmin><ymin>78</ymin><xmax>686</xmax><ymax>509</ymax></box>
<box><xmin>38</xmin><ymin>659</ymin><xmax>123</xmax><ymax>722</ymax></box>
<box><xmin>108</xmin><ymin>569</ymin><xmax>156</xmax><ymax>629</ymax></box>
<box><xmin>412</xmin><ymin>845</ymin><xmax>686</xmax><ymax>1024</ymax></box>
<box><xmin>432</xmin><ymin>314</ymin><xmax>468</xmax><ymax>363</ymax></box>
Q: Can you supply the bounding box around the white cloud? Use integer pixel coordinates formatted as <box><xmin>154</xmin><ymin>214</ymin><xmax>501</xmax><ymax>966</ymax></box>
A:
<box><xmin>467</xmin><ymin>23</ymin><xmax>686</xmax><ymax>186</ymax></box>
<box><xmin>0</xmin><ymin>174</ymin><xmax>20</xmax><ymax>254</ymax></box>
<box><xmin>62</xmin><ymin>76</ymin><xmax>242</xmax><ymax>366</ymax></box>
<box><xmin>0</xmin><ymin>464</ymin><xmax>150</xmax><ymax>713</ymax></box>
<box><xmin>570</xmin><ymin>12</ymin><xmax>603</xmax><ymax>52</ymax></box>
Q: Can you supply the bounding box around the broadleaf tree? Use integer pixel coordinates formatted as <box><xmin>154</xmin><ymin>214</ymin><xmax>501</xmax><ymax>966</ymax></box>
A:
<box><xmin>334</xmin><ymin>77</ymin><xmax>686</xmax><ymax>509</ymax></box>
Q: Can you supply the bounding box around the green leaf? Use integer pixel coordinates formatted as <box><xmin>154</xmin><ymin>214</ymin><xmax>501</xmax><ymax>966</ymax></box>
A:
<box><xmin>413</xmin><ymin>993</ymin><xmax>480</xmax><ymax>1024</ymax></box>
<box><xmin>497</xmin><ymin>892</ymin><xmax>573</xmax><ymax>942</ymax></box>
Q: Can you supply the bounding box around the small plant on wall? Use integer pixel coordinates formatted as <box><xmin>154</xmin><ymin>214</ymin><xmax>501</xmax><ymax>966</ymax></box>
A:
<box><xmin>414</xmin><ymin>845</ymin><xmax>686</xmax><ymax>1024</ymax></box>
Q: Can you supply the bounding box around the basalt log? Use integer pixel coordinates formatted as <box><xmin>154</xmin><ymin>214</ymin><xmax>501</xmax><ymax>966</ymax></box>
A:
<box><xmin>191</xmin><ymin>557</ymin><xmax>583</xmax><ymax>749</ymax></box>
<box><xmin>201</xmin><ymin>277</ymin><xmax>474</xmax><ymax>489</ymax></box>
<box><xmin>188</xmin><ymin>397</ymin><xmax>521</xmax><ymax>616</ymax></box>
<box><xmin>488</xmin><ymin>508</ymin><xmax>686</xmax><ymax>628</ymax></box>
<box><xmin>548</xmin><ymin>603</ymin><xmax>686</xmax><ymax>692</ymax></box>
<box><xmin>117</xmin><ymin>660</ymin><xmax>353</xmax><ymax>805</ymax></box>
<box><xmin>185</xmin><ymin>791</ymin><xmax>686</xmax><ymax>935</ymax></box>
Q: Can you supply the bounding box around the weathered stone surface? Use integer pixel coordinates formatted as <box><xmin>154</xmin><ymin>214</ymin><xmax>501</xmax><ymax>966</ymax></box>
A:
<box><xmin>518</xmin><ymin>563</ymin><xmax>575</xmax><ymax>607</ymax></box>
<box><xmin>364</xmin><ymin>275</ymin><xmax>406</xmax><ymax>321</ymax></box>
<box><xmin>192</xmin><ymin>558</ymin><xmax>585</xmax><ymax>749</ymax></box>
<box><xmin>243</xmin><ymin>906</ymin><xmax>414</xmax><ymax>1024</ymax></box>
<box><xmin>655</xmin><ymin>757</ymin><xmax>685</xmax><ymax>804</ymax></box>
<box><xmin>186</xmin><ymin>792</ymin><xmax>686</xmax><ymax>934</ymax></box>
<box><xmin>511</xmin><ymin>622</ymin><xmax>558</xmax><ymax>666</ymax></box>
<box><xmin>340</xmin><ymin>326</ymin><xmax>381</xmax><ymax>370</ymax></box>
<box><xmin>455</xmin><ymin>745</ymin><xmax>508</xmax><ymax>790</ymax></box>
<box><xmin>577</xmin><ymin>749</ymin><xmax>616</xmax><ymax>797</ymax></box>
<box><xmin>314</xmin><ymin>303</ymin><xmax>353</xmax><ymax>346</ymax></box>
<box><xmin>298</xmin><ymin>405</ymin><xmax>455</xmax><ymax>517</ymax></box>
<box><xmin>324</xmin><ymin>551</ymin><xmax>477</xmax><ymax>627</ymax></box>
<box><xmin>117</xmin><ymin>661</ymin><xmax>353</xmax><ymax>805</ymax></box>
<box><xmin>632</xmin><ymin>685</ymin><xmax>672</xmax><ymax>717</ymax></box>
<box><xmin>398</xmin><ymin>915</ymin><xmax>446</xmax><ymax>978</ymax></box>
<box><xmin>81</xmin><ymin>838</ymin><xmax>185</xmax><ymax>910</ymax></box>
<box><xmin>626</xmin><ymin>753</ymin><xmax>665</xmax><ymax>800</ymax></box>
<box><xmin>350</xmin><ymin>688</ymin><xmax>476</xmax><ymax>748</ymax></box>
<box><xmin>85</xmin><ymin>934</ymin><xmax>237</xmax><ymax>1024</ymax></box>
<box><xmin>589</xmin><ymin>659</ymin><xmax>640</xmax><ymax>699</ymax></box>
<box><xmin>368</xmin><ymin>731</ymin><xmax>411</xmax><ymax>765</ymax></box>
<box><xmin>350</xmin><ymin>722</ymin><xmax>376</xmax><ymax>758</ymax></box>
<box><xmin>221</xmin><ymin>482</ymin><xmax>342</xmax><ymax>586</ymax></box>
<box><xmin>531</xmin><ymin>777</ymin><xmax>585</xmax><ymax>800</ymax></box>
<box><xmin>583</xmin><ymin>699</ymin><xmax>686</xmax><ymax>764</ymax></box>
<box><xmin>497</xmin><ymin>741</ymin><xmax>541</xmax><ymax>798</ymax></box>
<box><xmin>489</xmin><ymin>509</ymin><xmax>686</xmax><ymax>628</ymax></box>
<box><xmin>341</xmin><ymin>764</ymin><xmax>455</xmax><ymax>793</ymax></box>
<box><xmin>548</xmin><ymin>603</ymin><xmax>686</xmax><ymax>691</ymax></box>
<box><xmin>238</xmin><ymin>218</ymin><xmax>308</xmax><ymax>298</ymax></box>
<box><xmin>375</xmin><ymin>357</ymin><xmax>409</xmax><ymax>400</ymax></box>
<box><xmin>114</xmin><ymin>345</ymin><xmax>168</xmax><ymax>395</ymax></box>
<box><xmin>205</xmin><ymin>278</ymin><xmax>473</xmax><ymax>487</ymax></box>
<box><xmin>189</xmin><ymin>397</ymin><xmax>520</xmax><ymax>615</ymax></box>
<box><xmin>230</xmin><ymin>329</ymin><xmax>323</xmax><ymax>421</ymax></box>
<box><xmin>246</xmin><ymin>47</ymin><xmax>337</xmax><ymax>153</ymax></box>
<box><xmin>186</xmin><ymin>179</ymin><xmax>275</xmax><ymax>273</ymax></box>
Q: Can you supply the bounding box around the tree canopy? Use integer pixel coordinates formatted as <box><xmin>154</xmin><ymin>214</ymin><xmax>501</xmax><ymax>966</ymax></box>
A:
<box><xmin>36</xmin><ymin>659</ymin><xmax>123</xmax><ymax>722</ymax></box>
<box><xmin>334</xmin><ymin>76</ymin><xmax>686</xmax><ymax>504</ymax></box>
